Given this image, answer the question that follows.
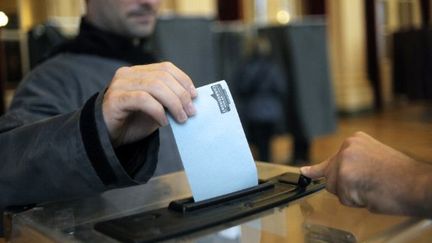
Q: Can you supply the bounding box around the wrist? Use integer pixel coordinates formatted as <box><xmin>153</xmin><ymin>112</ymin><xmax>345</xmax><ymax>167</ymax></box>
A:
<box><xmin>389</xmin><ymin>157</ymin><xmax>432</xmax><ymax>218</ymax></box>
<box><xmin>411</xmin><ymin>161</ymin><xmax>432</xmax><ymax>217</ymax></box>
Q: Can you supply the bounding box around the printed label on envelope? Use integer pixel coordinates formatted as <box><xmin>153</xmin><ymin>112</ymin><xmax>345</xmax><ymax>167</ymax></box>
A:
<box><xmin>168</xmin><ymin>80</ymin><xmax>258</xmax><ymax>202</ymax></box>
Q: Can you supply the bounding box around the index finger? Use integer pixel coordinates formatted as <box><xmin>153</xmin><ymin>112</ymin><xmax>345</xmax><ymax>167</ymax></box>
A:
<box><xmin>141</xmin><ymin>62</ymin><xmax>197</xmax><ymax>98</ymax></box>
<box><xmin>300</xmin><ymin>159</ymin><xmax>329</xmax><ymax>179</ymax></box>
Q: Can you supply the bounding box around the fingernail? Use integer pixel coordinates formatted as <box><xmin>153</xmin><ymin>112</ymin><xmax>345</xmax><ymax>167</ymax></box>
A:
<box><xmin>186</xmin><ymin>102</ymin><xmax>196</xmax><ymax>116</ymax></box>
<box><xmin>177</xmin><ymin>110</ymin><xmax>188</xmax><ymax>123</ymax></box>
<box><xmin>162</xmin><ymin>116</ymin><xmax>169</xmax><ymax>126</ymax></box>
<box><xmin>190</xmin><ymin>85</ymin><xmax>198</xmax><ymax>98</ymax></box>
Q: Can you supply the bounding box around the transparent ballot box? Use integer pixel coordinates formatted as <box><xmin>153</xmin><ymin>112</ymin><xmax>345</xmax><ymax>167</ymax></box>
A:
<box><xmin>6</xmin><ymin>163</ymin><xmax>432</xmax><ymax>242</ymax></box>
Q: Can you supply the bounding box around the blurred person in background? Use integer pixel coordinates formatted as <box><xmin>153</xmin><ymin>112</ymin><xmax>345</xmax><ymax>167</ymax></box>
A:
<box><xmin>234</xmin><ymin>34</ymin><xmax>313</xmax><ymax>165</ymax></box>
<box><xmin>233</xmin><ymin>35</ymin><xmax>286</xmax><ymax>162</ymax></box>
<box><xmin>0</xmin><ymin>0</ymin><xmax>197</xmax><ymax>235</ymax></box>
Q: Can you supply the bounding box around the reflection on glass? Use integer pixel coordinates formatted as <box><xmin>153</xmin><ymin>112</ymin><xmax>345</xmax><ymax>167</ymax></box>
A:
<box><xmin>219</xmin><ymin>226</ymin><xmax>241</xmax><ymax>241</ymax></box>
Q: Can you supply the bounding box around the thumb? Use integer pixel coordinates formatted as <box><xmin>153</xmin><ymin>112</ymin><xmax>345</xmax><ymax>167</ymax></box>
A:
<box><xmin>300</xmin><ymin>159</ymin><xmax>328</xmax><ymax>179</ymax></box>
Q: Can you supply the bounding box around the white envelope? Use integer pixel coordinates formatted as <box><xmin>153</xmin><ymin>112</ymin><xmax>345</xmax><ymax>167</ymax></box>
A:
<box><xmin>168</xmin><ymin>80</ymin><xmax>258</xmax><ymax>202</ymax></box>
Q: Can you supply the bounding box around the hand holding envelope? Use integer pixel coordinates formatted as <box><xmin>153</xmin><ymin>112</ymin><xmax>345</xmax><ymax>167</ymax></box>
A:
<box><xmin>168</xmin><ymin>80</ymin><xmax>258</xmax><ymax>201</ymax></box>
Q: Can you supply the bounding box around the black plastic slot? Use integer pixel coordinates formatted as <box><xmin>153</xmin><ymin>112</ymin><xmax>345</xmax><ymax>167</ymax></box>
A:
<box><xmin>169</xmin><ymin>181</ymin><xmax>275</xmax><ymax>213</ymax></box>
<box><xmin>277</xmin><ymin>173</ymin><xmax>312</xmax><ymax>187</ymax></box>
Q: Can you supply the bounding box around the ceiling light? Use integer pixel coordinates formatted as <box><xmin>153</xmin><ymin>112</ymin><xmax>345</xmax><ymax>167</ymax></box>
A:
<box><xmin>277</xmin><ymin>10</ymin><xmax>290</xmax><ymax>24</ymax></box>
<box><xmin>0</xmin><ymin>11</ymin><xmax>9</xmax><ymax>27</ymax></box>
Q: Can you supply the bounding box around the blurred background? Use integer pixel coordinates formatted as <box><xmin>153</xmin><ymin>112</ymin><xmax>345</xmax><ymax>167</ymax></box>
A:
<box><xmin>0</xmin><ymin>0</ymin><xmax>431</xmax><ymax>165</ymax></box>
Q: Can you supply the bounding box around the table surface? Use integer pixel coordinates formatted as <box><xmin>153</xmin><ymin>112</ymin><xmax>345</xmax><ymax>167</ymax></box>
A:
<box><xmin>7</xmin><ymin>162</ymin><xmax>432</xmax><ymax>242</ymax></box>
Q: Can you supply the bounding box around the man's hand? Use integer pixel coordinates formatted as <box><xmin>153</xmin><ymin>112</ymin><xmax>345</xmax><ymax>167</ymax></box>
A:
<box><xmin>102</xmin><ymin>62</ymin><xmax>197</xmax><ymax>147</ymax></box>
<box><xmin>301</xmin><ymin>131</ymin><xmax>432</xmax><ymax>217</ymax></box>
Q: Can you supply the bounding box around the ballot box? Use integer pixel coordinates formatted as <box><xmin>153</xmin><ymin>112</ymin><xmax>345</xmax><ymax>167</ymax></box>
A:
<box><xmin>6</xmin><ymin>163</ymin><xmax>432</xmax><ymax>242</ymax></box>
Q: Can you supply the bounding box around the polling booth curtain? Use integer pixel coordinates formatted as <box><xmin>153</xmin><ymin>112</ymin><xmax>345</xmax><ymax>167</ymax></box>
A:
<box><xmin>260</xmin><ymin>19</ymin><xmax>337</xmax><ymax>140</ymax></box>
<box><xmin>213</xmin><ymin>29</ymin><xmax>245</xmax><ymax>86</ymax></box>
<box><xmin>153</xmin><ymin>17</ymin><xmax>217</xmax><ymax>87</ymax></box>
<box><xmin>151</xmin><ymin>16</ymin><xmax>336</xmax><ymax>163</ymax></box>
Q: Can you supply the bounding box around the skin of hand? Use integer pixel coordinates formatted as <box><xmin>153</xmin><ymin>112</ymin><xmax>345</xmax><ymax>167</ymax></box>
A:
<box><xmin>102</xmin><ymin>62</ymin><xmax>197</xmax><ymax>147</ymax></box>
<box><xmin>300</xmin><ymin>131</ymin><xmax>432</xmax><ymax>217</ymax></box>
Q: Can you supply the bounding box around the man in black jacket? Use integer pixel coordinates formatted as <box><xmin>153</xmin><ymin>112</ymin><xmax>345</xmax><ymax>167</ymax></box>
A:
<box><xmin>0</xmin><ymin>0</ymin><xmax>197</xmax><ymax>234</ymax></box>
